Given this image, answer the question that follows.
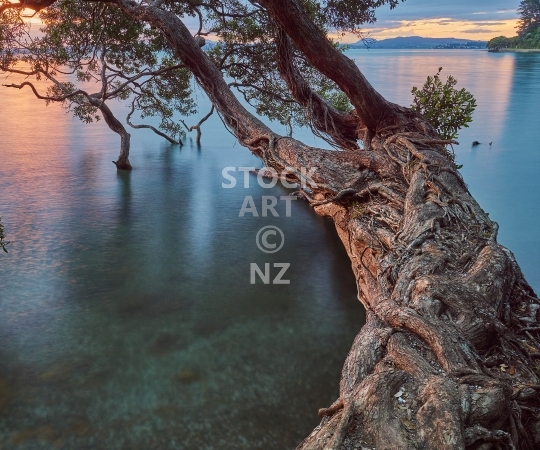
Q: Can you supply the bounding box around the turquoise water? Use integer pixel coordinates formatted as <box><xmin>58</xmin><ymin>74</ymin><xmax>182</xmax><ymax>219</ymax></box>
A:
<box><xmin>348</xmin><ymin>49</ymin><xmax>540</xmax><ymax>291</ymax></box>
<box><xmin>0</xmin><ymin>49</ymin><xmax>539</xmax><ymax>449</ymax></box>
<box><xmin>0</xmin><ymin>80</ymin><xmax>363</xmax><ymax>448</ymax></box>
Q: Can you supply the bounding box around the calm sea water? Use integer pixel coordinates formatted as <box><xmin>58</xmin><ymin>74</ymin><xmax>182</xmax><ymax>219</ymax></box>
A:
<box><xmin>348</xmin><ymin>49</ymin><xmax>540</xmax><ymax>291</ymax></box>
<box><xmin>0</xmin><ymin>49</ymin><xmax>538</xmax><ymax>449</ymax></box>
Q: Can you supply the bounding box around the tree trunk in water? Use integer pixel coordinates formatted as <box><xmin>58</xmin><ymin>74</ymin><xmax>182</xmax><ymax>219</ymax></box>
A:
<box><xmin>91</xmin><ymin>99</ymin><xmax>133</xmax><ymax>170</ymax></box>
<box><xmin>114</xmin><ymin>130</ymin><xmax>132</xmax><ymax>171</ymax></box>
<box><xmin>113</xmin><ymin>3</ymin><xmax>540</xmax><ymax>448</ymax></box>
<box><xmin>181</xmin><ymin>105</ymin><xmax>215</xmax><ymax>145</ymax></box>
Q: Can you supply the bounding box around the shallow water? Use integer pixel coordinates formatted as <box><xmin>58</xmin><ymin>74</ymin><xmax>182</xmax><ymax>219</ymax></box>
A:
<box><xmin>0</xmin><ymin>49</ymin><xmax>539</xmax><ymax>449</ymax></box>
<box><xmin>0</xmin><ymin>79</ymin><xmax>364</xmax><ymax>448</ymax></box>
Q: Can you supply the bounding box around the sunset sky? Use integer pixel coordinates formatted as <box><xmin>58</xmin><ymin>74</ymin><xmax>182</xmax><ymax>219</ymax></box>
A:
<box><xmin>178</xmin><ymin>0</ymin><xmax>522</xmax><ymax>43</ymax></box>
<box><xmin>334</xmin><ymin>0</ymin><xmax>521</xmax><ymax>42</ymax></box>
<box><xmin>21</xmin><ymin>0</ymin><xmax>521</xmax><ymax>42</ymax></box>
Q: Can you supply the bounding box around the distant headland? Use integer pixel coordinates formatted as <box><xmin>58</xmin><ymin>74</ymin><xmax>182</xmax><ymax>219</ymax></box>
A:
<box><xmin>349</xmin><ymin>36</ymin><xmax>487</xmax><ymax>50</ymax></box>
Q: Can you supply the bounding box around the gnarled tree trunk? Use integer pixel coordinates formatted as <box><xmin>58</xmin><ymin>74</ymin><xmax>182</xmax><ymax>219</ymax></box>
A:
<box><xmin>6</xmin><ymin>0</ymin><xmax>539</xmax><ymax>447</ymax></box>
<box><xmin>2</xmin><ymin>80</ymin><xmax>133</xmax><ymax>170</ymax></box>
<box><xmin>112</xmin><ymin>2</ymin><xmax>540</xmax><ymax>449</ymax></box>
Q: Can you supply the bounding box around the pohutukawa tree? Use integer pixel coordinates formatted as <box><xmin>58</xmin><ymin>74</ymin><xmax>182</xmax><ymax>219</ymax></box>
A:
<box><xmin>0</xmin><ymin>0</ymin><xmax>198</xmax><ymax>169</ymax></box>
<box><xmin>2</xmin><ymin>0</ymin><xmax>540</xmax><ymax>448</ymax></box>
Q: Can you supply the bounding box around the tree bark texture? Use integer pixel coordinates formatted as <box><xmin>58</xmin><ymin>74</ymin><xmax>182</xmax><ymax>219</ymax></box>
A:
<box><xmin>116</xmin><ymin>2</ymin><xmax>540</xmax><ymax>448</ymax></box>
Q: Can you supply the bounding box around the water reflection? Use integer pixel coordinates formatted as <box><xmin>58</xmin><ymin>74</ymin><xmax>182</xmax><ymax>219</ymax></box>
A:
<box><xmin>0</xmin><ymin>49</ymin><xmax>538</xmax><ymax>449</ymax></box>
<box><xmin>349</xmin><ymin>49</ymin><xmax>515</xmax><ymax>144</ymax></box>
<box><xmin>349</xmin><ymin>49</ymin><xmax>539</xmax><ymax>290</ymax></box>
<box><xmin>454</xmin><ymin>53</ymin><xmax>540</xmax><ymax>291</ymax></box>
<box><xmin>0</xmin><ymin>75</ymin><xmax>363</xmax><ymax>449</ymax></box>
<box><xmin>115</xmin><ymin>170</ymin><xmax>133</xmax><ymax>223</ymax></box>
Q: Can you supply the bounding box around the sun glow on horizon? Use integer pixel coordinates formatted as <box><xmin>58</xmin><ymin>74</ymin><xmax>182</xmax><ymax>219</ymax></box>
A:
<box><xmin>330</xmin><ymin>18</ymin><xmax>520</xmax><ymax>43</ymax></box>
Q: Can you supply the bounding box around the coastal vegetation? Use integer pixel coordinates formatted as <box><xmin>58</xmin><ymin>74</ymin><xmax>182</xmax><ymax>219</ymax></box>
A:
<box><xmin>350</xmin><ymin>37</ymin><xmax>487</xmax><ymax>49</ymax></box>
<box><xmin>488</xmin><ymin>0</ymin><xmax>540</xmax><ymax>50</ymax></box>
<box><xmin>411</xmin><ymin>67</ymin><xmax>476</xmax><ymax>142</ymax></box>
<box><xmin>0</xmin><ymin>0</ymin><xmax>199</xmax><ymax>169</ymax></box>
<box><xmin>1</xmin><ymin>0</ymin><xmax>540</xmax><ymax>449</ymax></box>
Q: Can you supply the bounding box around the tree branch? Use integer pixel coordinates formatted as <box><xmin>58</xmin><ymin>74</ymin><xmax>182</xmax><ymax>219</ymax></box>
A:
<box><xmin>113</xmin><ymin>0</ymin><xmax>272</xmax><ymax>150</ymax></box>
<box><xmin>3</xmin><ymin>81</ymin><xmax>93</xmax><ymax>102</ymax></box>
<box><xmin>103</xmin><ymin>63</ymin><xmax>187</xmax><ymax>99</ymax></box>
<box><xmin>259</xmin><ymin>0</ymin><xmax>401</xmax><ymax>133</ymax></box>
<box><xmin>181</xmin><ymin>104</ymin><xmax>214</xmax><ymax>144</ymax></box>
<box><xmin>274</xmin><ymin>24</ymin><xmax>360</xmax><ymax>150</ymax></box>
<box><xmin>126</xmin><ymin>98</ymin><xmax>180</xmax><ymax>144</ymax></box>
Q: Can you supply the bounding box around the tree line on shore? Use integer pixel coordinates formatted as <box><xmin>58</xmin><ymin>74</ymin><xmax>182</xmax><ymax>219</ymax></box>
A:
<box><xmin>488</xmin><ymin>0</ymin><xmax>540</xmax><ymax>50</ymax></box>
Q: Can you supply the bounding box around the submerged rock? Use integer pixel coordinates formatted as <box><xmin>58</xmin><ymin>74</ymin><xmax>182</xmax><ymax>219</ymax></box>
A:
<box><xmin>174</xmin><ymin>370</ymin><xmax>203</xmax><ymax>384</ymax></box>
<box><xmin>149</xmin><ymin>332</ymin><xmax>189</xmax><ymax>355</ymax></box>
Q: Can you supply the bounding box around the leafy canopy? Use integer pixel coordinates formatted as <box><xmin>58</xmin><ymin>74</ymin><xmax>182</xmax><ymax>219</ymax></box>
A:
<box><xmin>1</xmin><ymin>0</ymin><xmax>478</xmax><ymax>147</ymax></box>
<box><xmin>203</xmin><ymin>0</ymin><xmax>354</xmax><ymax>135</ymax></box>
<box><xmin>487</xmin><ymin>36</ymin><xmax>514</xmax><ymax>50</ymax></box>
<box><xmin>487</xmin><ymin>1</ymin><xmax>540</xmax><ymax>49</ymax></box>
<box><xmin>518</xmin><ymin>0</ymin><xmax>540</xmax><ymax>34</ymax></box>
<box><xmin>1</xmin><ymin>0</ymin><xmax>197</xmax><ymax>141</ymax></box>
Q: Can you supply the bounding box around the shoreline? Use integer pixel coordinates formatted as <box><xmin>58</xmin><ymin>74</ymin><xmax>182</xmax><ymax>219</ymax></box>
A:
<box><xmin>491</xmin><ymin>48</ymin><xmax>540</xmax><ymax>53</ymax></box>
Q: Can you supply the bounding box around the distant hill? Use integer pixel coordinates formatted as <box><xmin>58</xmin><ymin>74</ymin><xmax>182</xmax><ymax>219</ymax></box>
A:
<box><xmin>351</xmin><ymin>36</ymin><xmax>487</xmax><ymax>49</ymax></box>
<box><xmin>202</xmin><ymin>39</ymin><xmax>218</xmax><ymax>50</ymax></box>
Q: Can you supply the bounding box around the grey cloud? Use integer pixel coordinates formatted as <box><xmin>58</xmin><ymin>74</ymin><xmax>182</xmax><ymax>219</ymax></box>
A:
<box><xmin>374</xmin><ymin>0</ymin><xmax>519</xmax><ymax>22</ymax></box>
<box><xmin>473</xmin><ymin>21</ymin><xmax>508</xmax><ymax>26</ymax></box>
<box><xmin>462</xmin><ymin>29</ymin><xmax>500</xmax><ymax>33</ymax></box>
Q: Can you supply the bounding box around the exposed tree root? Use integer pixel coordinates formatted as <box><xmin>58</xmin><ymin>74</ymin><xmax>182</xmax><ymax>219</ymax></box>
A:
<box><xmin>291</xmin><ymin>133</ymin><xmax>540</xmax><ymax>449</ymax></box>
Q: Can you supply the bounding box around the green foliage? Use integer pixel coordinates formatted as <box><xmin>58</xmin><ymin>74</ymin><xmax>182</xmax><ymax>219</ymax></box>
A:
<box><xmin>518</xmin><ymin>0</ymin><xmax>540</xmax><ymax>35</ymax></box>
<box><xmin>487</xmin><ymin>30</ymin><xmax>540</xmax><ymax>50</ymax></box>
<box><xmin>0</xmin><ymin>217</ymin><xmax>9</xmax><ymax>253</ymax></box>
<box><xmin>134</xmin><ymin>57</ymin><xmax>196</xmax><ymax>141</ymax></box>
<box><xmin>318</xmin><ymin>0</ymin><xmax>403</xmax><ymax>33</ymax></box>
<box><xmin>487</xmin><ymin>1</ymin><xmax>540</xmax><ymax>49</ymax></box>
<box><xmin>38</xmin><ymin>0</ymin><xmax>196</xmax><ymax>135</ymax></box>
<box><xmin>206</xmin><ymin>1</ymin><xmax>352</xmax><ymax>135</ymax></box>
<box><xmin>1</xmin><ymin>0</ymin><xmax>411</xmax><ymax>143</ymax></box>
<box><xmin>1</xmin><ymin>0</ymin><xmax>197</xmax><ymax>141</ymax></box>
<box><xmin>0</xmin><ymin>6</ymin><xmax>24</xmax><ymax>69</ymax></box>
<box><xmin>487</xmin><ymin>36</ymin><xmax>515</xmax><ymax>50</ymax></box>
<box><xmin>516</xmin><ymin>25</ymin><xmax>540</xmax><ymax>48</ymax></box>
<box><xmin>411</xmin><ymin>67</ymin><xmax>476</xmax><ymax>141</ymax></box>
